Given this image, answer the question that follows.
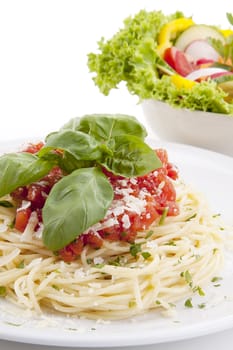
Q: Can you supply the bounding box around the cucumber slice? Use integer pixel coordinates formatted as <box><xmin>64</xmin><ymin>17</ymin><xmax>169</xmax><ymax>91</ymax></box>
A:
<box><xmin>175</xmin><ymin>25</ymin><xmax>225</xmax><ymax>51</ymax></box>
<box><xmin>214</xmin><ymin>74</ymin><xmax>233</xmax><ymax>102</ymax></box>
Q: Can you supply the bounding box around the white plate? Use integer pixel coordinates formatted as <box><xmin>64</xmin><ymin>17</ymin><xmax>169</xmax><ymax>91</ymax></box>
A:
<box><xmin>0</xmin><ymin>139</ymin><xmax>233</xmax><ymax>348</ymax></box>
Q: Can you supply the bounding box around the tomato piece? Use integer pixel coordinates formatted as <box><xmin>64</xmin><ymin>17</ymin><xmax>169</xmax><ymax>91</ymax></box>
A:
<box><xmin>166</xmin><ymin>201</ymin><xmax>179</xmax><ymax>216</ymax></box>
<box><xmin>15</xmin><ymin>208</ymin><xmax>31</xmax><ymax>232</ymax></box>
<box><xmin>166</xmin><ymin>162</ymin><xmax>178</xmax><ymax>180</ymax></box>
<box><xmin>99</xmin><ymin>224</ymin><xmax>121</xmax><ymax>241</ymax></box>
<box><xmin>156</xmin><ymin>149</ymin><xmax>168</xmax><ymax>166</ymax></box>
<box><xmin>11</xmin><ymin>186</ymin><xmax>28</xmax><ymax>202</ymax></box>
<box><xmin>83</xmin><ymin>231</ymin><xmax>103</xmax><ymax>249</ymax></box>
<box><xmin>164</xmin><ymin>47</ymin><xmax>178</xmax><ymax>70</ymax></box>
<box><xmin>174</xmin><ymin>50</ymin><xmax>195</xmax><ymax>77</ymax></box>
<box><xmin>59</xmin><ymin>246</ymin><xmax>76</xmax><ymax>262</ymax></box>
<box><xmin>69</xmin><ymin>237</ymin><xmax>84</xmax><ymax>255</ymax></box>
<box><xmin>43</xmin><ymin>166</ymin><xmax>63</xmax><ymax>187</ymax></box>
<box><xmin>164</xmin><ymin>47</ymin><xmax>195</xmax><ymax>77</ymax></box>
<box><xmin>23</xmin><ymin>142</ymin><xmax>44</xmax><ymax>154</ymax></box>
<box><xmin>137</xmin><ymin>199</ymin><xmax>159</xmax><ymax>229</ymax></box>
<box><xmin>27</xmin><ymin>183</ymin><xmax>49</xmax><ymax>209</ymax></box>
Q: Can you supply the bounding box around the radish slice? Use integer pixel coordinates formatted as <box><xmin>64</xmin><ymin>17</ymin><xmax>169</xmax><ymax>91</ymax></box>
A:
<box><xmin>185</xmin><ymin>67</ymin><xmax>229</xmax><ymax>81</ymax></box>
<box><xmin>185</xmin><ymin>40</ymin><xmax>220</xmax><ymax>63</ymax></box>
<box><xmin>210</xmin><ymin>71</ymin><xmax>233</xmax><ymax>79</ymax></box>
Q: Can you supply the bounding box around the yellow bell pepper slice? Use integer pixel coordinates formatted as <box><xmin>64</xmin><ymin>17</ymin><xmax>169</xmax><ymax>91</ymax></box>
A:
<box><xmin>171</xmin><ymin>74</ymin><xmax>196</xmax><ymax>89</ymax></box>
<box><xmin>157</xmin><ymin>18</ymin><xmax>195</xmax><ymax>56</ymax></box>
<box><xmin>220</xmin><ymin>29</ymin><xmax>233</xmax><ymax>37</ymax></box>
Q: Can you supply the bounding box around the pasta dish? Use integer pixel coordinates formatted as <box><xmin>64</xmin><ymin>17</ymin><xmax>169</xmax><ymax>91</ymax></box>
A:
<box><xmin>0</xmin><ymin>114</ymin><xmax>227</xmax><ymax>320</ymax></box>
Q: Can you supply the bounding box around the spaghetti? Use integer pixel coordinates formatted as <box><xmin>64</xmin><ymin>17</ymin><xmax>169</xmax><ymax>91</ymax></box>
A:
<box><xmin>0</xmin><ymin>180</ymin><xmax>224</xmax><ymax>320</ymax></box>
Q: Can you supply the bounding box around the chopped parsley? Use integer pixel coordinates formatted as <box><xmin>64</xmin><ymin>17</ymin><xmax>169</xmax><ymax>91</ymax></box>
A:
<box><xmin>185</xmin><ymin>213</ymin><xmax>197</xmax><ymax>221</ymax></box>
<box><xmin>168</xmin><ymin>302</ymin><xmax>176</xmax><ymax>308</ymax></box>
<box><xmin>193</xmin><ymin>285</ymin><xmax>205</xmax><ymax>296</ymax></box>
<box><xmin>4</xmin><ymin>322</ymin><xmax>22</xmax><ymax>327</ymax></box>
<box><xmin>128</xmin><ymin>300</ymin><xmax>136</xmax><ymax>308</ymax></box>
<box><xmin>198</xmin><ymin>303</ymin><xmax>206</xmax><ymax>309</ymax></box>
<box><xmin>212</xmin><ymin>213</ymin><xmax>221</xmax><ymax>218</ymax></box>
<box><xmin>165</xmin><ymin>240</ymin><xmax>176</xmax><ymax>246</ymax></box>
<box><xmin>180</xmin><ymin>270</ymin><xmax>192</xmax><ymax>286</ymax></box>
<box><xmin>94</xmin><ymin>263</ymin><xmax>105</xmax><ymax>269</ymax></box>
<box><xmin>184</xmin><ymin>298</ymin><xmax>193</xmax><ymax>308</ymax></box>
<box><xmin>120</xmin><ymin>231</ymin><xmax>127</xmax><ymax>238</ymax></box>
<box><xmin>141</xmin><ymin>251</ymin><xmax>151</xmax><ymax>260</ymax></box>
<box><xmin>145</xmin><ymin>230</ymin><xmax>154</xmax><ymax>239</ymax></box>
<box><xmin>159</xmin><ymin>207</ymin><xmax>169</xmax><ymax>225</ymax></box>
<box><xmin>211</xmin><ymin>276</ymin><xmax>223</xmax><ymax>283</ymax></box>
<box><xmin>16</xmin><ymin>260</ymin><xmax>25</xmax><ymax>269</ymax></box>
<box><xmin>109</xmin><ymin>256</ymin><xmax>122</xmax><ymax>266</ymax></box>
<box><xmin>0</xmin><ymin>286</ymin><xmax>6</xmax><ymax>297</ymax></box>
<box><xmin>52</xmin><ymin>284</ymin><xmax>60</xmax><ymax>291</ymax></box>
<box><xmin>0</xmin><ymin>200</ymin><xmax>14</xmax><ymax>208</ymax></box>
<box><xmin>130</xmin><ymin>243</ymin><xmax>142</xmax><ymax>257</ymax></box>
<box><xmin>181</xmin><ymin>270</ymin><xmax>205</xmax><ymax>296</ymax></box>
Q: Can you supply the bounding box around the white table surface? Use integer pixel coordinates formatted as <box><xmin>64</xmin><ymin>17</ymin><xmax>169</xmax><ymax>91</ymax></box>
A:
<box><xmin>0</xmin><ymin>1</ymin><xmax>233</xmax><ymax>349</ymax></box>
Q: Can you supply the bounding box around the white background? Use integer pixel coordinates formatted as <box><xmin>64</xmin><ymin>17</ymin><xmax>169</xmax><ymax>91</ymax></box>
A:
<box><xmin>0</xmin><ymin>0</ymin><xmax>231</xmax><ymax>140</ymax></box>
<box><xmin>0</xmin><ymin>0</ymin><xmax>233</xmax><ymax>349</ymax></box>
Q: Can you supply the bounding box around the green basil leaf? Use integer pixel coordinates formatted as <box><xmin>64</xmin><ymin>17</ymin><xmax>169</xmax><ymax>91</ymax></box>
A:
<box><xmin>0</xmin><ymin>153</ymin><xmax>53</xmax><ymax>197</ymax></box>
<box><xmin>61</xmin><ymin>114</ymin><xmax>147</xmax><ymax>141</ymax></box>
<box><xmin>60</xmin><ymin>117</ymin><xmax>81</xmax><ymax>131</ymax></box>
<box><xmin>58</xmin><ymin>151</ymin><xmax>95</xmax><ymax>173</ymax></box>
<box><xmin>42</xmin><ymin>167</ymin><xmax>114</xmax><ymax>251</ymax></box>
<box><xmin>39</xmin><ymin>130</ymin><xmax>102</xmax><ymax>162</ymax></box>
<box><xmin>38</xmin><ymin>149</ymin><xmax>94</xmax><ymax>173</ymax></box>
<box><xmin>100</xmin><ymin>135</ymin><xmax>162</xmax><ymax>177</ymax></box>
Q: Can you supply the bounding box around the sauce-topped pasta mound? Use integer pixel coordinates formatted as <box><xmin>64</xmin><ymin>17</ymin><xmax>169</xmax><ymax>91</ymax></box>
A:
<box><xmin>0</xmin><ymin>114</ymin><xmax>225</xmax><ymax>319</ymax></box>
<box><xmin>12</xmin><ymin>144</ymin><xmax>179</xmax><ymax>262</ymax></box>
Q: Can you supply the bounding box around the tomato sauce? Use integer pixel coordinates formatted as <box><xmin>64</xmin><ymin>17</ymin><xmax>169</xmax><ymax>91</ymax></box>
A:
<box><xmin>11</xmin><ymin>144</ymin><xmax>179</xmax><ymax>262</ymax></box>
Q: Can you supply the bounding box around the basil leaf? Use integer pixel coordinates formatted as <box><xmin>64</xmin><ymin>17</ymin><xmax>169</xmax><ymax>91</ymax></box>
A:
<box><xmin>61</xmin><ymin>114</ymin><xmax>147</xmax><ymax>141</ymax></box>
<box><xmin>39</xmin><ymin>130</ymin><xmax>102</xmax><ymax>161</ymax></box>
<box><xmin>38</xmin><ymin>149</ymin><xmax>94</xmax><ymax>173</ymax></box>
<box><xmin>0</xmin><ymin>153</ymin><xmax>53</xmax><ymax>197</ymax></box>
<box><xmin>0</xmin><ymin>200</ymin><xmax>14</xmax><ymax>208</ymax></box>
<box><xmin>42</xmin><ymin>167</ymin><xmax>114</xmax><ymax>251</ymax></box>
<box><xmin>100</xmin><ymin>135</ymin><xmax>162</xmax><ymax>177</ymax></box>
<box><xmin>60</xmin><ymin>117</ymin><xmax>81</xmax><ymax>131</ymax></box>
<box><xmin>58</xmin><ymin>151</ymin><xmax>94</xmax><ymax>173</ymax></box>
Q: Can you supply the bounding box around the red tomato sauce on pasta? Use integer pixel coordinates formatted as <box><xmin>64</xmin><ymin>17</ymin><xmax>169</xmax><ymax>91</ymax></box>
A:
<box><xmin>11</xmin><ymin>143</ymin><xmax>179</xmax><ymax>262</ymax></box>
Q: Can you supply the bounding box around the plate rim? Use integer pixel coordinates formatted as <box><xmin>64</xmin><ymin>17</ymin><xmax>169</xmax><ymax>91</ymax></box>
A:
<box><xmin>0</xmin><ymin>138</ymin><xmax>233</xmax><ymax>347</ymax></box>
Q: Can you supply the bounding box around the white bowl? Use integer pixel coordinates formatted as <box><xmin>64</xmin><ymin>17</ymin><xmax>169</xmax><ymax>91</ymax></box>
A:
<box><xmin>142</xmin><ymin>100</ymin><xmax>233</xmax><ymax>157</ymax></box>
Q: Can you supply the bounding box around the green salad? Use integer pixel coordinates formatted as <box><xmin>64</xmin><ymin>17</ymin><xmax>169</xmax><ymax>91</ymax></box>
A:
<box><xmin>88</xmin><ymin>10</ymin><xmax>233</xmax><ymax>115</ymax></box>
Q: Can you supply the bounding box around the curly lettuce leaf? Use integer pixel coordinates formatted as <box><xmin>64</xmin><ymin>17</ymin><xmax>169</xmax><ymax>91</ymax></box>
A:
<box><xmin>145</xmin><ymin>76</ymin><xmax>233</xmax><ymax>114</ymax></box>
<box><xmin>88</xmin><ymin>10</ymin><xmax>183</xmax><ymax>96</ymax></box>
<box><xmin>88</xmin><ymin>9</ymin><xmax>233</xmax><ymax>115</ymax></box>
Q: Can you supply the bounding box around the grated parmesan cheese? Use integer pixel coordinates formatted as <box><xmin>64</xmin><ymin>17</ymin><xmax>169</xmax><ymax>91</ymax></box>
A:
<box><xmin>93</xmin><ymin>257</ymin><xmax>104</xmax><ymax>265</ymax></box>
<box><xmin>122</xmin><ymin>214</ymin><xmax>131</xmax><ymax>229</ymax></box>
<box><xmin>146</xmin><ymin>241</ymin><xmax>158</xmax><ymax>249</ymax></box>
<box><xmin>18</xmin><ymin>200</ymin><xmax>31</xmax><ymax>211</ymax></box>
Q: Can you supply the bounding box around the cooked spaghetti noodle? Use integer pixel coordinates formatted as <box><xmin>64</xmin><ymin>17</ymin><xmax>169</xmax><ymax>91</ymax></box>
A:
<box><xmin>0</xmin><ymin>180</ymin><xmax>225</xmax><ymax>320</ymax></box>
